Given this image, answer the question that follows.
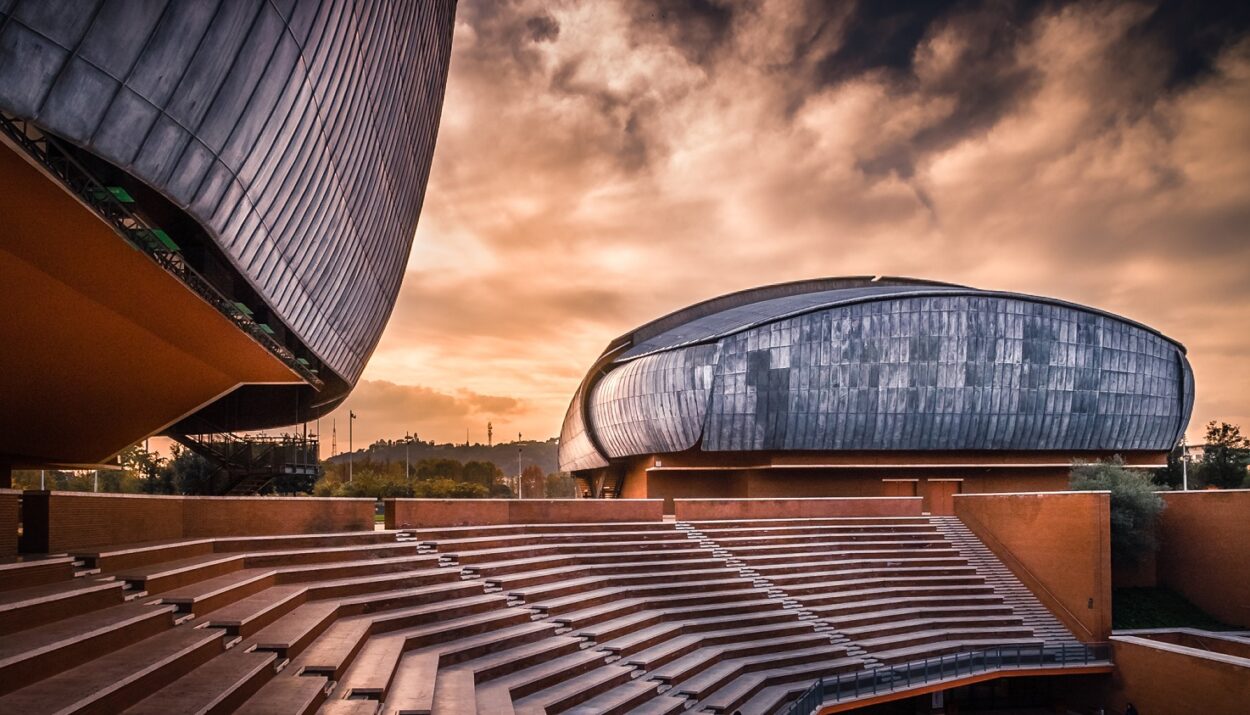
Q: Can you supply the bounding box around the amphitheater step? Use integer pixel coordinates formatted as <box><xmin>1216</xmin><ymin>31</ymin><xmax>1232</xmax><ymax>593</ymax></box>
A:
<box><xmin>0</xmin><ymin>623</ymin><xmax>225</xmax><ymax>713</ymax></box>
<box><xmin>563</xmin><ymin>677</ymin><xmax>666</xmax><ymax>715</ymax></box>
<box><xmin>126</xmin><ymin>646</ymin><xmax>277</xmax><ymax>714</ymax></box>
<box><xmin>0</xmin><ymin>556</ymin><xmax>76</xmax><ymax>590</ymax></box>
<box><xmin>0</xmin><ymin>577</ymin><xmax>125</xmax><ymax>635</ymax></box>
<box><xmin>233</xmin><ymin>673</ymin><xmax>328</xmax><ymax>715</ymax></box>
<box><xmin>0</xmin><ymin>600</ymin><xmax>177</xmax><ymax>694</ymax></box>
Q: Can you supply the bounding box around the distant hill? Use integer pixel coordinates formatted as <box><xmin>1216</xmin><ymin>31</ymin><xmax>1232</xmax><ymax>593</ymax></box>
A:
<box><xmin>325</xmin><ymin>438</ymin><xmax>561</xmax><ymax>476</ymax></box>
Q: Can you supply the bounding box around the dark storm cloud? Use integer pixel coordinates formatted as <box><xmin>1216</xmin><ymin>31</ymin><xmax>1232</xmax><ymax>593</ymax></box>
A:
<box><xmin>807</xmin><ymin>1</ymin><xmax>1047</xmax><ymax>178</ymax></box>
<box><xmin>1126</xmin><ymin>0</ymin><xmax>1250</xmax><ymax>89</ymax></box>
<box><xmin>526</xmin><ymin>14</ymin><xmax>560</xmax><ymax>43</ymax></box>
<box><xmin>628</xmin><ymin>0</ymin><xmax>737</xmax><ymax>65</ymax></box>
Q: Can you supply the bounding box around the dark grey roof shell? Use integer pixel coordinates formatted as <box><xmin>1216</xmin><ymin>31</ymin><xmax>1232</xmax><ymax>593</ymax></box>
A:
<box><xmin>558</xmin><ymin>277</ymin><xmax>1194</xmax><ymax>470</ymax></box>
<box><xmin>0</xmin><ymin>0</ymin><xmax>455</xmax><ymax>387</ymax></box>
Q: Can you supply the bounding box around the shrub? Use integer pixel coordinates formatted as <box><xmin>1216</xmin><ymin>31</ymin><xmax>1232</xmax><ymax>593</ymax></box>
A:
<box><xmin>1070</xmin><ymin>456</ymin><xmax>1165</xmax><ymax>567</ymax></box>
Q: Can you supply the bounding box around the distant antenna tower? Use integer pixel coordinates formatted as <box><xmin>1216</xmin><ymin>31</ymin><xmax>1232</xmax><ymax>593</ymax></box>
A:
<box><xmin>487</xmin><ymin>422</ymin><xmax>493</xmax><ymax>447</ymax></box>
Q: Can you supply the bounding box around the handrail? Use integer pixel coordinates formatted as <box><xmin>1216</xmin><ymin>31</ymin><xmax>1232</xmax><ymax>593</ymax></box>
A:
<box><xmin>0</xmin><ymin>112</ymin><xmax>323</xmax><ymax>389</ymax></box>
<box><xmin>782</xmin><ymin>642</ymin><xmax>1112</xmax><ymax>715</ymax></box>
<box><xmin>957</xmin><ymin>511</ymin><xmax>1097</xmax><ymax>642</ymax></box>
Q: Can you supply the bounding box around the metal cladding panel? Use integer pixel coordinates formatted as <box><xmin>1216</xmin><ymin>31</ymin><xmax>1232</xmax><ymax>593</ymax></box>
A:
<box><xmin>701</xmin><ymin>295</ymin><xmax>1190</xmax><ymax>452</ymax></box>
<box><xmin>557</xmin><ymin>378</ymin><xmax>610</xmax><ymax>472</ymax></box>
<box><xmin>0</xmin><ymin>0</ymin><xmax>456</xmax><ymax>385</ymax></box>
<box><xmin>588</xmin><ymin>343</ymin><xmax>720</xmax><ymax>458</ymax></box>
<box><xmin>619</xmin><ymin>283</ymin><xmax>968</xmax><ymax>361</ymax></box>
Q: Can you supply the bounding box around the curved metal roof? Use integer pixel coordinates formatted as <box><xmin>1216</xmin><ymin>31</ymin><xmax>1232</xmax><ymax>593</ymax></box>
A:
<box><xmin>559</xmin><ymin>277</ymin><xmax>1194</xmax><ymax>470</ymax></box>
<box><xmin>617</xmin><ymin>277</ymin><xmax>1186</xmax><ymax>362</ymax></box>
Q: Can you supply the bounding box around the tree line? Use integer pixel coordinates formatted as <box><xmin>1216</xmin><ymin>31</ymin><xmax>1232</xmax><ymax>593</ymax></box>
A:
<box><xmin>10</xmin><ymin>447</ymin><xmax>580</xmax><ymax>499</ymax></box>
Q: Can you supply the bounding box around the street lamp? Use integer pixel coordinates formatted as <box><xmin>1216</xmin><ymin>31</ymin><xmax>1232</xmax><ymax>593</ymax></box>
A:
<box><xmin>348</xmin><ymin>410</ymin><xmax>357</xmax><ymax>482</ymax></box>
<box><xmin>1181</xmin><ymin>434</ymin><xmax>1189</xmax><ymax>491</ymax></box>
<box><xmin>405</xmin><ymin>432</ymin><xmax>411</xmax><ymax>483</ymax></box>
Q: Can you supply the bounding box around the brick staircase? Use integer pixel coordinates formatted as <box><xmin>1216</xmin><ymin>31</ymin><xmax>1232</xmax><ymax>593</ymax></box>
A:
<box><xmin>0</xmin><ymin>515</ymin><xmax>1083</xmax><ymax>715</ymax></box>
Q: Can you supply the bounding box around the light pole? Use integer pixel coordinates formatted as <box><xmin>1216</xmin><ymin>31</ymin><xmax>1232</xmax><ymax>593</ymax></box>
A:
<box><xmin>1181</xmin><ymin>434</ymin><xmax>1189</xmax><ymax>491</ymax></box>
<box><xmin>405</xmin><ymin>432</ymin><xmax>411</xmax><ymax>483</ymax></box>
<box><xmin>348</xmin><ymin>410</ymin><xmax>357</xmax><ymax>482</ymax></box>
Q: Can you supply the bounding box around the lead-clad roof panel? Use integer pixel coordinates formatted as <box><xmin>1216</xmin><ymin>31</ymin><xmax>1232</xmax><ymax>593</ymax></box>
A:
<box><xmin>562</xmin><ymin>288</ymin><xmax>1194</xmax><ymax>468</ymax></box>
<box><xmin>0</xmin><ymin>0</ymin><xmax>456</xmax><ymax>385</ymax></box>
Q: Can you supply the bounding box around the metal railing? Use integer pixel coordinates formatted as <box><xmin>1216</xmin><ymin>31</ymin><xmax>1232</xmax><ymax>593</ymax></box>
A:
<box><xmin>0</xmin><ymin>111</ymin><xmax>323</xmax><ymax>389</ymax></box>
<box><xmin>781</xmin><ymin>642</ymin><xmax>1112</xmax><ymax>715</ymax></box>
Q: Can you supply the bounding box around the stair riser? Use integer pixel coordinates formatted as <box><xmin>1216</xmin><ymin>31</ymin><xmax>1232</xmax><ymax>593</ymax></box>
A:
<box><xmin>0</xmin><ymin>583</ymin><xmax>124</xmax><ymax>636</ymax></box>
<box><xmin>132</xmin><ymin>558</ymin><xmax>245</xmax><ymax>596</ymax></box>
<box><xmin>86</xmin><ymin>543</ymin><xmax>216</xmax><ymax>574</ymax></box>
<box><xmin>474</xmin><ymin>640</ymin><xmax>582</xmax><ymax>682</ymax></box>
<box><xmin>0</xmin><ymin>610</ymin><xmax>174</xmax><ymax>695</ymax></box>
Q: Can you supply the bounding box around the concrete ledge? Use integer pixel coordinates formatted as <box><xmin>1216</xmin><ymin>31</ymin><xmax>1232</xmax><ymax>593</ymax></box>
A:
<box><xmin>1108</xmin><ymin>634</ymin><xmax>1250</xmax><ymax>713</ymax></box>
<box><xmin>19</xmin><ymin>492</ymin><xmax>374</xmax><ymax>553</ymax></box>
<box><xmin>384</xmin><ymin>498</ymin><xmax>665</xmax><ymax>528</ymax></box>
<box><xmin>673</xmin><ymin>497</ymin><xmax>923</xmax><ymax>521</ymax></box>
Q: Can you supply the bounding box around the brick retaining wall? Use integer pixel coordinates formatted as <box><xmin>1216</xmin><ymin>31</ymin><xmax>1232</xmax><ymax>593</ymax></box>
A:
<box><xmin>0</xmin><ymin>489</ymin><xmax>19</xmax><ymax>557</ymax></box>
<box><xmin>672</xmin><ymin>497</ymin><xmax>923</xmax><ymax>521</ymax></box>
<box><xmin>384</xmin><ymin>499</ymin><xmax>665</xmax><ymax>528</ymax></box>
<box><xmin>20</xmin><ymin>492</ymin><xmax>374</xmax><ymax>553</ymax></box>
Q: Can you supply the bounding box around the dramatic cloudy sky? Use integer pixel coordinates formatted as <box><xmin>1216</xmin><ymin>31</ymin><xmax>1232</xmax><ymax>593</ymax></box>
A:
<box><xmin>319</xmin><ymin>0</ymin><xmax>1250</xmax><ymax>452</ymax></box>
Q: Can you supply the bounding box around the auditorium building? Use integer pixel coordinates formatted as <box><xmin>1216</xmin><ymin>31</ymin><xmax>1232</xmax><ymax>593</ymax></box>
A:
<box><xmin>559</xmin><ymin>277</ymin><xmax>1194</xmax><ymax>513</ymax></box>
<box><xmin>0</xmin><ymin>1</ymin><xmax>455</xmax><ymax>479</ymax></box>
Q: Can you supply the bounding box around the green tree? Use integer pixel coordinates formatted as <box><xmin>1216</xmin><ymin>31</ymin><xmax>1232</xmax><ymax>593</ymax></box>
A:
<box><xmin>1196</xmin><ymin>421</ymin><xmax>1250</xmax><ymax>489</ymax></box>
<box><xmin>1070</xmin><ymin>456</ymin><xmax>1165</xmax><ymax>568</ymax></box>
<box><xmin>520</xmin><ymin>465</ymin><xmax>545</xmax><ymax>499</ymax></box>
<box><xmin>167</xmin><ymin>444</ymin><xmax>217</xmax><ymax>495</ymax></box>
<box><xmin>1151</xmin><ymin>445</ymin><xmax>1186</xmax><ymax>490</ymax></box>
<box><xmin>544</xmin><ymin>473</ymin><xmax>577</xmax><ymax>498</ymax></box>
<box><xmin>462</xmin><ymin>461</ymin><xmax>503</xmax><ymax>489</ymax></box>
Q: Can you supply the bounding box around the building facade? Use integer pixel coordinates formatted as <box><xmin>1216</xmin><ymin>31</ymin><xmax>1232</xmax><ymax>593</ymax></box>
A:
<box><xmin>559</xmin><ymin>277</ymin><xmax>1194</xmax><ymax>513</ymax></box>
<box><xmin>0</xmin><ymin>0</ymin><xmax>455</xmax><ymax>469</ymax></box>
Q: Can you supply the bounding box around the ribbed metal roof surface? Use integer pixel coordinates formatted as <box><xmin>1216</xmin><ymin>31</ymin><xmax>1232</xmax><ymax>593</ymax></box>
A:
<box><xmin>559</xmin><ymin>278</ymin><xmax>1194</xmax><ymax>470</ymax></box>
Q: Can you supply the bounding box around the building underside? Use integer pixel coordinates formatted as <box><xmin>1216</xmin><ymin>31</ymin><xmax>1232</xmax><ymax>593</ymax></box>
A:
<box><xmin>0</xmin><ymin>138</ymin><xmax>301</xmax><ymax>468</ymax></box>
<box><xmin>0</xmin><ymin>1</ymin><xmax>456</xmax><ymax>474</ymax></box>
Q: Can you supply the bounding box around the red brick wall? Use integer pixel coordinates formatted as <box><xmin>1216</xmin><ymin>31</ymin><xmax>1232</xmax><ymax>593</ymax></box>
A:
<box><xmin>954</xmin><ymin>492</ymin><xmax>1112</xmax><ymax>642</ymax></box>
<box><xmin>1156</xmin><ymin>490</ymin><xmax>1250</xmax><ymax>627</ymax></box>
<box><xmin>620</xmin><ymin>454</ymin><xmax>1072</xmax><ymax>515</ymax></box>
<box><xmin>20</xmin><ymin>492</ymin><xmax>374</xmax><ymax>553</ymax></box>
<box><xmin>21</xmin><ymin>491</ymin><xmax>184</xmax><ymax>553</ymax></box>
<box><xmin>507</xmin><ymin>499</ymin><xmax>663</xmax><ymax>523</ymax></box>
<box><xmin>384</xmin><ymin>499</ymin><xmax>665</xmax><ymax>528</ymax></box>
<box><xmin>386</xmin><ymin>499</ymin><xmax>511</xmax><ymax>528</ymax></box>
<box><xmin>1108</xmin><ymin>635</ymin><xmax>1250</xmax><ymax>713</ymax></box>
<box><xmin>0</xmin><ymin>489</ymin><xmax>20</xmax><ymax>557</ymax></box>
<box><xmin>673</xmin><ymin>497</ymin><xmax>923</xmax><ymax>521</ymax></box>
<box><xmin>181</xmin><ymin>497</ymin><xmax>373</xmax><ymax>537</ymax></box>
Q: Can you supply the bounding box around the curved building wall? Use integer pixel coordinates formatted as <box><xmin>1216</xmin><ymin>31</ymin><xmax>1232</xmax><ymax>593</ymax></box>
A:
<box><xmin>0</xmin><ymin>0</ymin><xmax>456</xmax><ymax>384</ymax></box>
<box><xmin>558</xmin><ymin>378</ymin><xmax>610</xmax><ymax>473</ymax></box>
<box><xmin>589</xmin><ymin>343</ymin><xmax>719</xmax><ymax>458</ymax></box>
<box><xmin>562</xmin><ymin>286</ymin><xmax>1194</xmax><ymax>470</ymax></box>
<box><xmin>700</xmin><ymin>295</ymin><xmax>1189</xmax><ymax>452</ymax></box>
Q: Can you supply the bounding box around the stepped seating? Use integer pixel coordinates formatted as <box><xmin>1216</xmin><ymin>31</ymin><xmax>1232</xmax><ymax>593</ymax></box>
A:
<box><xmin>0</xmin><ymin>515</ymin><xmax>1082</xmax><ymax>714</ymax></box>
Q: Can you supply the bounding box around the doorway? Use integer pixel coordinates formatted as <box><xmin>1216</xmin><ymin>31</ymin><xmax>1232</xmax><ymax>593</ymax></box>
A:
<box><xmin>925</xmin><ymin>479</ymin><xmax>963</xmax><ymax>516</ymax></box>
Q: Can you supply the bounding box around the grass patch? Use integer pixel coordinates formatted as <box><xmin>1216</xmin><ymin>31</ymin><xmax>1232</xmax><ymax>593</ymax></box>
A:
<box><xmin>1114</xmin><ymin>587</ymin><xmax>1237</xmax><ymax>630</ymax></box>
<box><xmin>374</xmin><ymin>513</ymin><xmax>385</xmax><ymax>523</ymax></box>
